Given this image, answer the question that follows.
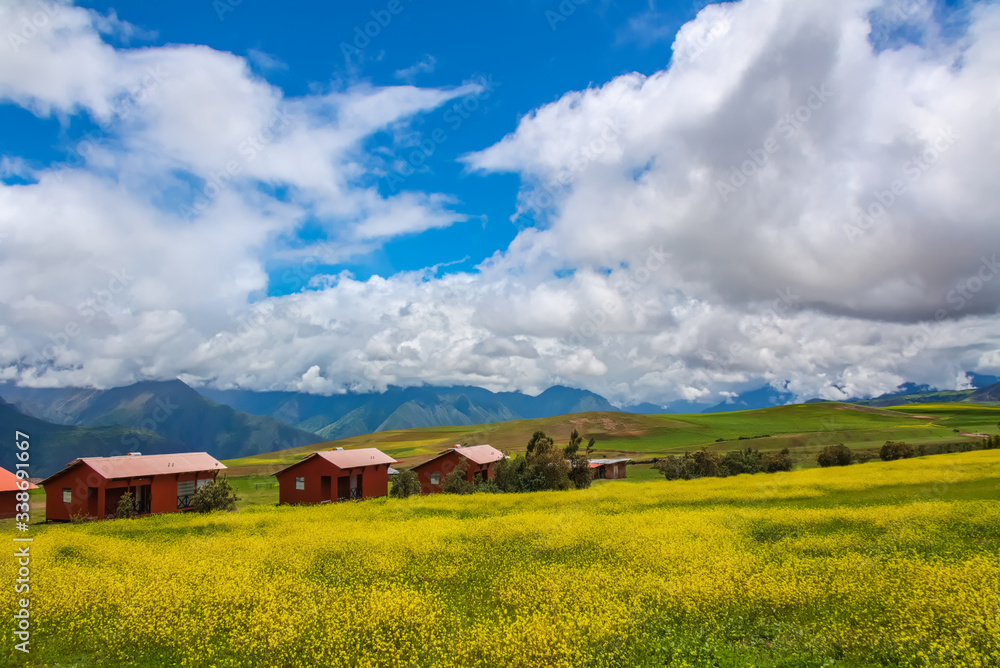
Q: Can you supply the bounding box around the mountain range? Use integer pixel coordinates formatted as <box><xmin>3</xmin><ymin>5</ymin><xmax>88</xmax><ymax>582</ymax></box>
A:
<box><xmin>3</xmin><ymin>374</ymin><xmax>997</xmax><ymax>476</ymax></box>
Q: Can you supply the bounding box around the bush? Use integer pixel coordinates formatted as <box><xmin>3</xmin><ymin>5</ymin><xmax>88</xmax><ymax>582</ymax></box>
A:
<box><xmin>116</xmin><ymin>491</ymin><xmax>136</xmax><ymax>519</ymax></box>
<box><xmin>817</xmin><ymin>444</ymin><xmax>853</xmax><ymax>467</ymax></box>
<box><xmin>441</xmin><ymin>458</ymin><xmax>474</xmax><ymax>494</ymax></box>
<box><xmin>191</xmin><ymin>476</ymin><xmax>239</xmax><ymax>513</ymax></box>
<box><xmin>473</xmin><ymin>478</ymin><xmax>501</xmax><ymax>494</ymax></box>
<box><xmin>984</xmin><ymin>435</ymin><xmax>1000</xmax><ymax>450</ymax></box>
<box><xmin>762</xmin><ymin>448</ymin><xmax>793</xmax><ymax>473</ymax></box>
<box><xmin>390</xmin><ymin>469</ymin><xmax>421</xmax><ymax>498</ymax></box>
<box><xmin>879</xmin><ymin>441</ymin><xmax>914</xmax><ymax>461</ymax></box>
<box><xmin>653</xmin><ymin>455</ymin><xmax>688</xmax><ymax>481</ymax></box>
<box><xmin>853</xmin><ymin>450</ymin><xmax>876</xmax><ymax>464</ymax></box>
<box><xmin>721</xmin><ymin>448</ymin><xmax>763</xmax><ymax>476</ymax></box>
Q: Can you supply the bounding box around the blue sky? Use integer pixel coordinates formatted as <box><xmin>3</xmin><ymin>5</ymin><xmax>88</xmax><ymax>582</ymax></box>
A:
<box><xmin>1</xmin><ymin>0</ymin><xmax>999</xmax><ymax>404</ymax></box>
<box><xmin>6</xmin><ymin>0</ymin><xmax>718</xmax><ymax>290</ymax></box>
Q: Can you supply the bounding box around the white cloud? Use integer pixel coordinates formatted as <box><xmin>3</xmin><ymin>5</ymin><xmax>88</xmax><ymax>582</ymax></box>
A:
<box><xmin>2</xmin><ymin>0</ymin><xmax>999</xmax><ymax>408</ymax></box>
<box><xmin>394</xmin><ymin>54</ymin><xmax>436</xmax><ymax>83</ymax></box>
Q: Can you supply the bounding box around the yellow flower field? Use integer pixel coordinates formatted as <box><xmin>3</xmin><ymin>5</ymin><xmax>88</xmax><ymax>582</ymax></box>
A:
<box><xmin>4</xmin><ymin>451</ymin><xmax>1000</xmax><ymax>667</ymax></box>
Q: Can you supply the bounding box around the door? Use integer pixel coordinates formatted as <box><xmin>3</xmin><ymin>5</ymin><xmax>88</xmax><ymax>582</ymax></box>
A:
<box><xmin>87</xmin><ymin>487</ymin><xmax>99</xmax><ymax>517</ymax></box>
<box><xmin>337</xmin><ymin>476</ymin><xmax>350</xmax><ymax>501</ymax></box>
<box><xmin>320</xmin><ymin>476</ymin><xmax>331</xmax><ymax>501</ymax></box>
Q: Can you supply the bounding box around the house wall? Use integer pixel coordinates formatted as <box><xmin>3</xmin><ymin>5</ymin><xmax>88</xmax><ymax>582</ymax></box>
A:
<box><xmin>44</xmin><ymin>465</ymin><xmax>220</xmax><ymax>521</ymax></box>
<box><xmin>0</xmin><ymin>491</ymin><xmax>19</xmax><ymax>519</ymax></box>
<box><xmin>276</xmin><ymin>459</ymin><xmax>390</xmax><ymax>505</ymax></box>
<box><xmin>415</xmin><ymin>452</ymin><xmax>496</xmax><ymax>494</ymax></box>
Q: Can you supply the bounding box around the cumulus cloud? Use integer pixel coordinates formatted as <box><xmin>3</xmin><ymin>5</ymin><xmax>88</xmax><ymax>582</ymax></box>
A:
<box><xmin>1</xmin><ymin>0</ymin><xmax>999</xmax><ymax>408</ymax></box>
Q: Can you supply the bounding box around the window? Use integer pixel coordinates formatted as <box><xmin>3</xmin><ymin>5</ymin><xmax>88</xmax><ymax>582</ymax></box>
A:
<box><xmin>430</xmin><ymin>472</ymin><xmax>440</xmax><ymax>485</ymax></box>
<box><xmin>62</xmin><ymin>488</ymin><xmax>72</xmax><ymax>503</ymax></box>
<box><xmin>196</xmin><ymin>478</ymin><xmax>210</xmax><ymax>489</ymax></box>
<box><xmin>295</xmin><ymin>477</ymin><xmax>305</xmax><ymax>490</ymax></box>
<box><xmin>177</xmin><ymin>480</ymin><xmax>196</xmax><ymax>509</ymax></box>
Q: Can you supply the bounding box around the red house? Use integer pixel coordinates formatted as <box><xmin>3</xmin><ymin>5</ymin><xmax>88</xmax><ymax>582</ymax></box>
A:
<box><xmin>589</xmin><ymin>458</ymin><xmax>630</xmax><ymax>479</ymax></box>
<box><xmin>274</xmin><ymin>448</ymin><xmax>396</xmax><ymax>505</ymax></box>
<box><xmin>41</xmin><ymin>452</ymin><xmax>226</xmax><ymax>522</ymax></box>
<box><xmin>413</xmin><ymin>445</ymin><xmax>505</xmax><ymax>494</ymax></box>
<box><xmin>1</xmin><ymin>467</ymin><xmax>38</xmax><ymax>519</ymax></box>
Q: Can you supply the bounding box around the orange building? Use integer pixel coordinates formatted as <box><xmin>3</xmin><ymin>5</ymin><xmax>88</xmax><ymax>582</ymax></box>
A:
<box><xmin>413</xmin><ymin>445</ymin><xmax>505</xmax><ymax>494</ymax></box>
<box><xmin>41</xmin><ymin>452</ymin><xmax>225</xmax><ymax>522</ymax></box>
<box><xmin>0</xmin><ymin>467</ymin><xmax>38</xmax><ymax>519</ymax></box>
<box><xmin>274</xmin><ymin>448</ymin><xmax>396</xmax><ymax>505</ymax></box>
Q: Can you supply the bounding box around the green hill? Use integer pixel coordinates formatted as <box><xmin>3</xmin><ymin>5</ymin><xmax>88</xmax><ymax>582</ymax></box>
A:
<box><xmin>223</xmin><ymin>401</ymin><xmax>1000</xmax><ymax>473</ymax></box>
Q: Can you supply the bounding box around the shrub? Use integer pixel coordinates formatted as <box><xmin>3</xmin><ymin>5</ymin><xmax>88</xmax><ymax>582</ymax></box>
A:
<box><xmin>493</xmin><ymin>452</ymin><xmax>528</xmax><ymax>493</ymax></box>
<box><xmin>390</xmin><ymin>469</ymin><xmax>421</xmax><ymax>498</ymax></box>
<box><xmin>686</xmin><ymin>448</ymin><xmax>723</xmax><ymax>478</ymax></box>
<box><xmin>192</xmin><ymin>476</ymin><xmax>239</xmax><ymax>513</ymax></box>
<box><xmin>817</xmin><ymin>444</ymin><xmax>853</xmax><ymax>467</ymax></box>
<box><xmin>880</xmin><ymin>441</ymin><xmax>914</xmax><ymax>461</ymax></box>
<box><xmin>116</xmin><ymin>491</ymin><xmax>136</xmax><ymax>519</ymax></box>
<box><xmin>654</xmin><ymin>455</ymin><xmax>688</xmax><ymax>481</ymax></box>
<box><xmin>441</xmin><ymin>458</ymin><xmax>474</xmax><ymax>494</ymax></box>
<box><xmin>721</xmin><ymin>447</ymin><xmax>763</xmax><ymax>476</ymax></box>
<box><xmin>984</xmin><ymin>435</ymin><xmax>1000</xmax><ymax>450</ymax></box>
<box><xmin>473</xmin><ymin>478</ymin><xmax>501</xmax><ymax>494</ymax></box>
<box><xmin>762</xmin><ymin>448</ymin><xmax>793</xmax><ymax>473</ymax></box>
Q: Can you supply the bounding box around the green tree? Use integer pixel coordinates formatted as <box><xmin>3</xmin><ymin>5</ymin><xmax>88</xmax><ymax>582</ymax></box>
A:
<box><xmin>493</xmin><ymin>451</ymin><xmax>527</xmax><ymax>493</ymax></box>
<box><xmin>817</xmin><ymin>444</ymin><xmax>853</xmax><ymax>467</ymax></box>
<box><xmin>566</xmin><ymin>430</ymin><xmax>595</xmax><ymax>489</ymax></box>
<box><xmin>115</xmin><ymin>491</ymin><xmax>135</xmax><ymax>519</ymax></box>
<box><xmin>879</xmin><ymin>441</ymin><xmax>914</xmax><ymax>461</ymax></box>
<box><xmin>390</xmin><ymin>469</ymin><xmax>421</xmax><ymax>498</ymax></box>
<box><xmin>524</xmin><ymin>430</ymin><xmax>571</xmax><ymax>491</ymax></box>
<box><xmin>721</xmin><ymin>447</ymin><xmax>763</xmax><ymax>476</ymax></box>
<box><xmin>762</xmin><ymin>448</ymin><xmax>793</xmax><ymax>473</ymax></box>
<box><xmin>191</xmin><ymin>476</ymin><xmax>239</xmax><ymax>513</ymax></box>
<box><xmin>441</xmin><ymin>458</ymin><xmax>474</xmax><ymax>494</ymax></box>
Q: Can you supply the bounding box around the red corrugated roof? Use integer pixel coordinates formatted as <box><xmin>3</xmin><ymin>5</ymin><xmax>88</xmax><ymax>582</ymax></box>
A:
<box><xmin>42</xmin><ymin>452</ymin><xmax>225</xmax><ymax>484</ymax></box>
<box><xmin>416</xmin><ymin>445</ymin><xmax>504</xmax><ymax>469</ymax></box>
<box><xmin>0</xmin><ymin>467</ymin><xmax>37</xmax><ymax>492</ymax></box>
<box><xmin>275</xmin><ymin>447</ymin><xmax>397</xmax><ymax>475</ymax></box>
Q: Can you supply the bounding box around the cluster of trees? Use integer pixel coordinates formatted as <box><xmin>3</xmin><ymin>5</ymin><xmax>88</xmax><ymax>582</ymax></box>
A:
<box><xmin>491</xmin><ymin>430</ymin><xmax>596</xmax><ymax>493</ymax></box>
<box><xmin>819</xmin><ymin>434</ymin><xmax>1000</xmax><ymax>467</ymax></box>
<box><xmin>654</xmin><ymin>447</ymin><xmax>792</xmax><ymax>481</ymax></box>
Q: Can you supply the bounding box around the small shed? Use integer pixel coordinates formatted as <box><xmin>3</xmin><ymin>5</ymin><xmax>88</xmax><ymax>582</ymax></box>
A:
<box><xmin>0</xmin><ymin>467</ymin><xmax>38</xmax><ymax>520</ymax></box>
<box><xmin>589</xmin><ymin>458</ymin><xmax>630</xmax><ymax>480</ymax></box>
<box><xmin>274</xmin><ymin>448</ymin><xmax>396</xmax><ymax>505</ymax></box>
<box><xmin>413</xmin><ymin>445</ymin><xmax>505</xmax><ymax>494</ymax></box>
<box><xmin>41</xmin><ymin>452</ymin><xmax>226</xmax><ymax>521</ymax></box>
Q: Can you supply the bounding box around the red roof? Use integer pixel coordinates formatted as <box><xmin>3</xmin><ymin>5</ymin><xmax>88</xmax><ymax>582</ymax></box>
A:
<box><xmin>42</xmin><ymin>452</ymin><xmax>225</xmax><ymax>484</ymax></box>
<box><xmin>0</xmin><ymin>467</ymin><xmax>37</xmax><ymax>493</ymax></box>
<box><xmin>275</xmin><ymin>448</ymin><xmax>396</xmax><ymax>475</ymax></box>
<box><xmin>416</xmin><ymin>445</ymin><xmax>504</xmax><ymax>469</ymax></box>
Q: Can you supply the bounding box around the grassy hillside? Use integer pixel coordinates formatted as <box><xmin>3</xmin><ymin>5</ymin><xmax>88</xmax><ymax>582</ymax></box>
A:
<box><xmin>5</xmin><ymin>451</ymin><xmax>999</xmax><ymax>666</ymax></box>
<box><xmin>223</xmin><ymin>402</ymin><xmax>1000</xmax><ymax>474</ymax></box>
